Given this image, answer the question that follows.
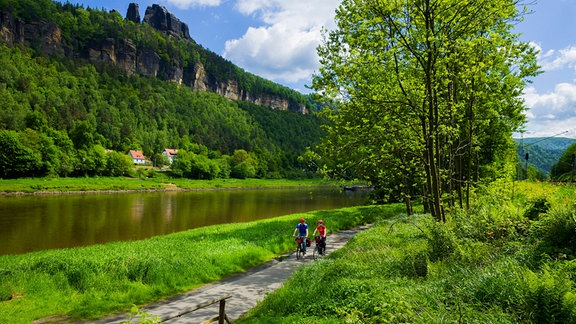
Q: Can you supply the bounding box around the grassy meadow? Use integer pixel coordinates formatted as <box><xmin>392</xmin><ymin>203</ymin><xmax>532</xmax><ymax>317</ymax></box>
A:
<box><xmin>0</xmin><ymin>175</ymin><xmax>346</xmax><ymax>194</ymax></box>
<box><xmin>0</xmin><ymin>204</ymin><xmax>389</xmax><ymax>323</ymax></box>
<box><xmin>238</xmin><ymin>181</ymin><xmax>576</xmax><ymax>323</ymax></box>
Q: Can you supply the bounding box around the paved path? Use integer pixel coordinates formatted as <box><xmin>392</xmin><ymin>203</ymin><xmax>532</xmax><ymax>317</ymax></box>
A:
<box><xmin>97</xmin><ymin>224</ymin><xmax>371</xmax><ymax>323</ymax></box>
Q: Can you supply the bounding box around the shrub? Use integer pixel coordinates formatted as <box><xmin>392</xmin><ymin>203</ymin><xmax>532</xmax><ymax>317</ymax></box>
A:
<box><xmin>524</xmin><ymin>197</ymin><xmax>550</xmax><ymax>220</ymax></box>
<box><xmin>423</xmin><ymin>219</ymin><xmax>457</xmax><ymax>262</ymax></box>
<box><xmin>530</xmin><ymin>204</ymin><xmax>576</xmax><ymax>258</ymax></box>
<box><xmin>524</xmin><ymin>266</ymin><xmax>574</xmax><ymax>323</ymax></box>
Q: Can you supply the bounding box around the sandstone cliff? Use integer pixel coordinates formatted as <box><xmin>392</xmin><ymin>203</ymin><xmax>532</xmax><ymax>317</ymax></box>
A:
<box><xmin>0</xmin><ymin>4</ymin><xmax>308</xmax><ymax>114</ymax></box>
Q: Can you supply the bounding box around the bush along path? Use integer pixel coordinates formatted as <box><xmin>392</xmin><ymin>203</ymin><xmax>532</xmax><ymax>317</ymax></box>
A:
<box><xmin>97</xmin><ymin>224</ymin><xmax>373</xmax><ymax>323</ymax></box>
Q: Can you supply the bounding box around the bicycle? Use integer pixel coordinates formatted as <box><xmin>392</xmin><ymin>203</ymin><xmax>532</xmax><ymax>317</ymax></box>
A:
<box><xmin>313</xmin><ymin>236</ymin><xmax>327</xmax><ymax>260</ymax></box>
<box><xmin>294</xmin><ymin>236</ymin><xmax>308</xmax><ymax>260</ymax></box>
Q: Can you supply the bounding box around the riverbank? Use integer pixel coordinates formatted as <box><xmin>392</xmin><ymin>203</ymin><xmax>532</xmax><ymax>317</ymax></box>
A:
<box><xmin>0</xmin><ymin>176</ymin><xmax>358</xmax><ymax>196</ymax></box>
<box><xmin>0</xmin><ymin>205</ymin><xmax>395</xmax><ymax>323</ymax></box>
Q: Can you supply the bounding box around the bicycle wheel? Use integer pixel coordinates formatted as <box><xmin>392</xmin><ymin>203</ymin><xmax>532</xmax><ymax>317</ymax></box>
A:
<box><xmin>296</xmin><ymin>244</ymin><xmax>302</xmax><ymax>260</ymax></box>
<box><xmin>313</xmin><ymin>245</ymin><xmax>319</xmax><ymax>260</ymax></box>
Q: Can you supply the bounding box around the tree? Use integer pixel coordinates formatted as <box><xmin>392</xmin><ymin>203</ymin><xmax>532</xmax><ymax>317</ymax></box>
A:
<box><xmin>551</xmin><ymin>143</ymin><xmax>576</xmax><ymax>182</ymax></box>
<box><xmin>189</xmin><ymin>153</ymin><xmax>219</xmax><ymax>179</ymax></box>
<box><xmin>313</xmin><ymin>0</ymin><xmax>539</xmax><ymax>220</ymax></box>
<box><xmin>230</xmin><ymin>149</ymin><xmax>258</xmax><ymax>179</ymax></box>
<box><xmin>106</xmin><ymin>151</ymin><xmax>133</xmax><ymax>177</ymax></box>
<box><xmin>0</xmin><ymin>130</ymin><xmax>41</xmax><ymax>178</ymax></box>
<box><xmin>69</xmin><ymin>119</ymin><xmax>96</xmax><ymax>149</ymax></box>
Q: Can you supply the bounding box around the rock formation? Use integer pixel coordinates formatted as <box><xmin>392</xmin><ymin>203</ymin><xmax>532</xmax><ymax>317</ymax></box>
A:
<box><xmin>126</xmin><ymin>3</ymin><xmax>141</xmax><ymax>23</ymax></box>
<box><xmin>0</xmin><ymin>5</ymin><xmax>308</xmax><ymax>114</ymax></box>
<box><xmin>143</xmin><ymin>4</ymin><xmax>190</xmax><ymax>40</ymax></box>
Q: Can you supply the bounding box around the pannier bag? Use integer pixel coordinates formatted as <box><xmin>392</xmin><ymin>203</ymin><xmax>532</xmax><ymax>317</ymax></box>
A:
<box><xmin>296</xmin><ymin>237</ymin><xmax>302</xmax><ymax>243</ymax></box>
<box><xmin>315</xmin><ymin>236</ymin><xmax>322</xmax><ymax>243</ymax></box>
<box><xmin>306</xmin><ymin>238</ymin><xmax>312</xmax><ymax>247</ymax></box>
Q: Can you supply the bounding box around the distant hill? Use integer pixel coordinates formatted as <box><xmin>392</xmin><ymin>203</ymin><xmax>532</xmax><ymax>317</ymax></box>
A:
<box><xmin>514</xmin><ymin>137</ymin><xmax>576</xmax><ymax>177</ymax></box>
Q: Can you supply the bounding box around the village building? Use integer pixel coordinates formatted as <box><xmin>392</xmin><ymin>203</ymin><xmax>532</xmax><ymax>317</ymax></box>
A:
<box><xmin>162</xmin><ymin>148</ymin><xmax>178</xmax><ymax>164</ymax></box>
<box><xmin>129</xmin><ymin>150</ymin><xmax>146</xmax><ymax>164</ymax></box>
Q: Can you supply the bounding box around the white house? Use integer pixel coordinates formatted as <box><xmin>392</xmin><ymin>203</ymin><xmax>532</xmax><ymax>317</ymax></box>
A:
<box><xmin>129</xmin><ymin>150</ymin><xmax>146</xmax><ymax>164</ymax></box>
<box><xmin>162</xmin><ymin>148</ymin><xmax>178</xmax><ymax>164</ymax></box>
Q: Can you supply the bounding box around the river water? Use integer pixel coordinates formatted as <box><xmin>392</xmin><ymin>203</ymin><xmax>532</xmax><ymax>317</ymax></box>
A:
<box><xmin>0</xmin><ymin>187</ymin><xmax>370</xmax><ymax>255</ymax></box>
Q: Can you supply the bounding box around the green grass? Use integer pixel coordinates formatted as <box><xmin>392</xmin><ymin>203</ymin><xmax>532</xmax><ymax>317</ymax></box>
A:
<box><xmin>0</xmin><ymin>176</ymin><xmax>351</xmax><ymax>194</ymax></box>
<box><xmin>0</xmin><ymin>204</ymin><xmax>386</xmax><ymax>323</ymax></box>
<box><xmin>237</xmin><ymin>182</ymin><xmax>576</xmax><ymax>323</ymax></box>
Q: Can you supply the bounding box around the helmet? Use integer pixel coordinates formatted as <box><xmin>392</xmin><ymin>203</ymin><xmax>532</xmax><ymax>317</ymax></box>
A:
<box><xmin>300</xmin><ymin>218</ymin><xmax>305</xmax><ymax>223</ymax></box>
<box><xmin>318</xmin><ymin>219</ymin><xmax>324</xmax><ymax>223</ymax></box>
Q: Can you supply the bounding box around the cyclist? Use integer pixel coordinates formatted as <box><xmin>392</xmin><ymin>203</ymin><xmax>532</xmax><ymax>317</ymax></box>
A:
<box><xmin>293</xmin><ymin>217</ymin><xmax>309</xmax><ymax>254</ymax></box>
<box><xmin>313</xmin><ymin>219</ymin><xmax>327</xmax><ymax>255</ymax></box>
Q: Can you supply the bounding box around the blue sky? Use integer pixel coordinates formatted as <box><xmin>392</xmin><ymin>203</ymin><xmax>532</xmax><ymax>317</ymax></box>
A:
<box><xmin>71</xmin><ymin>0</ymin><xmax>576</xmax><ymax>139</ymax></box>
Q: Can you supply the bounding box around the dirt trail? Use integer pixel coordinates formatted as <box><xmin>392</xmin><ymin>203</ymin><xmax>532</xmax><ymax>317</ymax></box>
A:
<box><xmin>97</xmin><ymin>224</ymin><xmax>371</xmax><ymax>323</ymax></box>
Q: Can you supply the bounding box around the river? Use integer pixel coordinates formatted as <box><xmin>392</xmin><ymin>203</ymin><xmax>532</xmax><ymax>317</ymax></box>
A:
<box><xmin>0</xmin><ymin>187</ymin><xmax>370</xmax><ymax>255</ymax></box>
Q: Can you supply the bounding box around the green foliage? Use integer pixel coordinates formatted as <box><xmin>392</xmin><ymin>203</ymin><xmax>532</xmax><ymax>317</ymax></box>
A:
<box><xmin>423</xmin><ymin>218</ymin><xmax>457</xmax><ymax>262</ymax></box>
<box><xmin>524</xmin><ymin>197</ymin><xmax>550</xmax><ymax>220</ymax></box>
<box><xmin>232</xmin><ymin>161</ymin><xmax>256</xmax><ymax>179</ymax></box>
<box><xmin>240</xmin><ymin>183</ymin><xmax>576</xmax><ymax>323</ymax></box>
<box><xmin>551</xmin><ymin>142</ymin><xmax>576</xmax><ymax>181</ymax></box>
<box><xmin>523</xmin><ymin>265</ymin><xmax>575</xmax><ymax>323</ymax></box>
<box><xmin>0</xmin><ymin>42</ymin><xmax>324</xmax><ymax>179</ymax></box>
<box><xmin>0</xmin><ymin>130</ymin><xmax>41</xmax><ymax>178</ymax></box>
<box><xmin>106</xmin><ymin>151</ymin><xmax>133</xmax><ymax>177</ymax></box>
<box><xmin>312</xmin><ymin>0</ymin><xmax>539</xmax><ymax>220</ymax></box>
<box><xmin>530</xmin><ymin>204</ymin><xmax>576</xmax><ymax>258</ymax></box>
<box><xmin>0</xmin><ymin>2</ymin><xmax>325</xmax><ymax>180</ymax></box>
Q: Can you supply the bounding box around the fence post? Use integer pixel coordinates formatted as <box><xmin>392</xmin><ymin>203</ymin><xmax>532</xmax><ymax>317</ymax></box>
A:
<box><xmin>218</xmin><ymin>298</ymin><xmax>226</xmax><ymax>324</ymax></box>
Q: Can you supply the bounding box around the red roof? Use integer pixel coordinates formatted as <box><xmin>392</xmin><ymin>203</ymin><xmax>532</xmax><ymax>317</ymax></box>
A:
<box><xmin>164</xmin><ymin>148</ymin><xmax>178</xmax><ymax>156</ymax></box>
<box><xmin>129</xmin><ymin>150</ymin><xmax>145</xmax><ymax>159</ymax></box>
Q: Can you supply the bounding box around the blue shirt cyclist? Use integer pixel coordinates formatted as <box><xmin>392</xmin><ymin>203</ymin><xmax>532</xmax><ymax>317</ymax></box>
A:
<box><xmin>293</xmin><ymin>218</ymin><xmax>309</xmax><ymax>252</ymax></box>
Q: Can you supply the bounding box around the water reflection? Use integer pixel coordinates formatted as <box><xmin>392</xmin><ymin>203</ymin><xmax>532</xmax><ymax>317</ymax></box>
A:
<box><xmin>0</xmin><ymin>188</ymin><xmax>369</xmax><ymax>255</ymax></box>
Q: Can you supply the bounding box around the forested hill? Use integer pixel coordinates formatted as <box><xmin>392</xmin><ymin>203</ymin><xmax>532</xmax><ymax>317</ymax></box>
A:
<box><xmin>0</xmin><ymin>0</ymin><xmax>316</xmax><ymax>113</ymax></box>
<box><xmin>515</xmin><ymin>137</ymin><xmax>576</xmax><ymax>177</ymax></box>
<box><xmin>0</xmin><ymin>0</ymin><xmax>326</xmax><ymax>179</ymax></box>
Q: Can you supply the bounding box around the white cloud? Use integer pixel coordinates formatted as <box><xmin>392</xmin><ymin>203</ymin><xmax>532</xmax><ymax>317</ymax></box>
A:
<box><xmin>523</xmin><ymin>83</ymin><xmax>576</xmax><ymax>137</ymax></box>
<box><xmin>164</xmin><ymin>0</ymin><xmax>221</xmax><ymax>9</ymax></box>
<box><xmin>536</xmin><ymin>44</ymin><xmax>576</xmax><ymax>72</ymax></box>
<box><xmin>224</xmin><ymin>0</ymin><xmax>339</xmax><ymax>86</ymax></box>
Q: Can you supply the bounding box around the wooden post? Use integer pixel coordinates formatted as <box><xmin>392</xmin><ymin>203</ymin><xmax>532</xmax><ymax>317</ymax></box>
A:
<box><xmin>218</xmin><ymin>298</ymin><xmax>226</xmax><ymax>324</ymax></box>
<box><xmin>161</xmin><ymin>294</ymin><xmax>232</xmax><ymax>323</ymax></box>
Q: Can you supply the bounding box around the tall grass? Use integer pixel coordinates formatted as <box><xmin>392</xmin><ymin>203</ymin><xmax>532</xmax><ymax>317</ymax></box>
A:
<box><xmin>238</xmin><ymin>182</ymin><xmax>576</xmax><ymax>323</ymax></box>
<box><xmin>0</xmin><ymin>205</ymin><xmax>383</xmax><ymax>323</ymax></box>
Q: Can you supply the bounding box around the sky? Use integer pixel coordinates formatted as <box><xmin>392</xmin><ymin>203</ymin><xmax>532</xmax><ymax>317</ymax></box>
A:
<box><xmin>70</xmin><ymin>0</ymin><xmax>576</xmax><ymax>139</ymax></box>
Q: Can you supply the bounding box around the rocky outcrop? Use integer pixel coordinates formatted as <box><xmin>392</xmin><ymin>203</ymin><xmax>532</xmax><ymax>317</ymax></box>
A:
<box><xmin>126</xmin><ymin>3</ymin><xmax>141</xmax><ymax>23</ymax></box>
<box><xmin>0</xmin><ymin>12</ymin><xmax>64</xmax><ymax>56</ymax></box>
<box><xmin>88</xmin><ymin>38</ymin><xmax>116</xmax><ymax>64</ymax></box>
<box><xmin>164</xmin><ymin>61</ymin><xmax>183</xmax><ymax>85</ymax></box>
<box><xmin>137</xmin><ymin>49</ymin><xmax>161</xmax><ymax>77</ymax></box>
<box><xmin>143</xmin><ymin>4</ymin><xmax>190</xmax><ymax>40</ymax></box>
<box><xmin>0</xmin><ymin>11</ymin><xmax>24</xmax><ymax>46</ymax></box>
<box><xmin>0</xmin><ymin>6</ymin><xmax>308</xmax><ymax>114</ymax></box>
<box><xmin>189</xmin><ymin>61</ymin><xmax>306</xmax><ymax>113</ymax></box>
<box><xmin>192</xmin><ymin>62</ymin><xmax>209</xmax><ymax>92</ymax></box>
<box><xmin>116</xmin><ymin>39</ymin><xmax>137</xmax><ymax>76</ymax></box>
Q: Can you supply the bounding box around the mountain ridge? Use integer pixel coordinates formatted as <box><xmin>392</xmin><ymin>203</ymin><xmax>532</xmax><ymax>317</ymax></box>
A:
<box><xmin>0</xmin><ymin>1</ymin><xmax>312</xmax><ymax>113</ymax></box>
<box><xmin>514</xmin><ymin>137</ymin><xmax>576</xmax><ymax>177</ymax></box>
